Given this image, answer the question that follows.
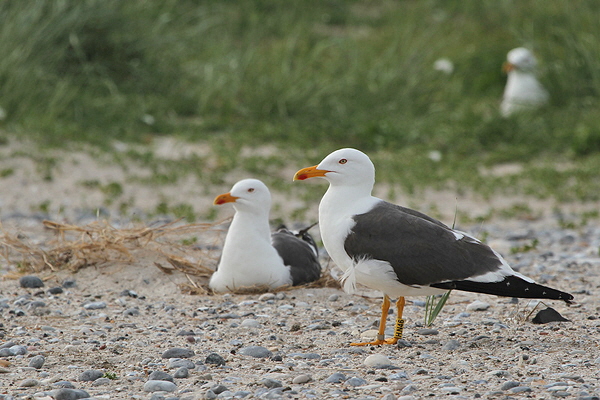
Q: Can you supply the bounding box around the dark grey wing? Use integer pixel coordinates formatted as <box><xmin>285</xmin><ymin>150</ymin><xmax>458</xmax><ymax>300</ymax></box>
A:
<box><xmin>345</xmin><ymin>201</ymin><xmax>574</xmax><ymax>303</ymax></box>
<box><xmin>276</xmin><ymin>223</ymin><xmax>319</xmax><ymax>257</ymax></box>
<box><xmin>272</xmin><ymin>230</ymin><xmax>321</xmax><ymax>285</ymax></box>
<box><xmin>344</xmin><ymin>201</ymin><xmax>503</xmax><ymax>286</ymax></box>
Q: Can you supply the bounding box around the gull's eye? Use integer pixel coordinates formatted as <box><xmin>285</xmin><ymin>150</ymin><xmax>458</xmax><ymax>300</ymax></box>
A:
<box><xmin>339</xmin><ymin>158</ymin><xmax>347</xmax><ymax>164</ymax></box>
<box><xmin>247</xmin><ymin>188</ymin><xmax>255</xmax><ymax>193</ymax></box>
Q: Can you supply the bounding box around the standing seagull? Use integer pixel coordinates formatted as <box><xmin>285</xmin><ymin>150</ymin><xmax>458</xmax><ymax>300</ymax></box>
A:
<box><xmin>294</xmin><ymin>148</ymin><xmax>573</xmax><ymax>345</ymax></box>
<box><xmin>501</xmin><ymin>47</ymin><xmax>549</xmax><ymax>117</ymax></box>
<box><xmin>209</xmin><ymin>179</ymin><xmax>321</xmax><ymax>293</ymax></box>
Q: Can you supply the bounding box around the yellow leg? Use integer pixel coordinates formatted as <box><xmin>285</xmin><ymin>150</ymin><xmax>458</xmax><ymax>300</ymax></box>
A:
<box><xmin>351</xmin><ymin>295</ymin><xmax>403</xmax><ymax>346</ymax></box>
<box><xmin>392</xmin><ymin>297</ymin><xmax>406</xmax><ymax>342</ymax></box>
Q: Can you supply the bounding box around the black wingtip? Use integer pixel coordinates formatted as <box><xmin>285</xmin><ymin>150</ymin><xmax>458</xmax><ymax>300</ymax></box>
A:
<box><xmin>432</xmin><ymin>275</ymin><xmax>574</xmax><ymax>304</ymax></box>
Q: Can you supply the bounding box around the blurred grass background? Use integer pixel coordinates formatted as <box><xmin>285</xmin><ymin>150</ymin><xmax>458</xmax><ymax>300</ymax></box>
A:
<box><xmin>1</xmin><ymin>0</ymin><xmax>599</xmax><ymax>199</ymax></box>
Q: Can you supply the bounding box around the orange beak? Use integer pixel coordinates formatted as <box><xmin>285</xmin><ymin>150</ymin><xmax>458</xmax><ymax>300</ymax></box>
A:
<box><xmin>293</xmin><ymin>165</ymin><xmax>330</xmax><ymax>181</ymax></box>
<box><xmin>214</xmin><ymin>192</ymin><xmax>239</xmax><ymax>205</ymax></box>
<box><xmin>502</xmin><ymin>61</ymin><xmax>515</xmax><ymax>73</ymax></box>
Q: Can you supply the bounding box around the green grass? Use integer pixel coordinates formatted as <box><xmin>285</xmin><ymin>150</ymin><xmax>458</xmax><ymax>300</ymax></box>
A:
<box><xmin>1</xmin><ymin>0</ymin><xmax>600</xmax><ymax>199</ymax></box>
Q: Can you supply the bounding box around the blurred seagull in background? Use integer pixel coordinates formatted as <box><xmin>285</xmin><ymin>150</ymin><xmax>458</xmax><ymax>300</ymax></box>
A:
<box><xmin>501</xmin><ymin>47</ymin><xmax>549</xmax><ymax>117</ymax></box>
<box><xmin>209</xmin><ymin>179</ymin><xmax>321</xmax><ymax>292</ymax></box>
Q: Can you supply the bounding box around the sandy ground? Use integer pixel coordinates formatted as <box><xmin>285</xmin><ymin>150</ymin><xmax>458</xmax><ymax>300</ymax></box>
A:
<box><xmin>1</xmin><ymin>138</ymin><xmax>600</xmax><ymax>399</ymax></box>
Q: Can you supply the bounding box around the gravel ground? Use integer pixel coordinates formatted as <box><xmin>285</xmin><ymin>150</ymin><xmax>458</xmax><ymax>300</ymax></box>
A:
<box><xmin>1</xmin><ymin>141</ymin><xmax>600</xmax><ymax>400</ymax></box>
<box><xmin>1</xmin><ymin>213</ymin><xmax>600</xmax><ymax>400</ymax></box>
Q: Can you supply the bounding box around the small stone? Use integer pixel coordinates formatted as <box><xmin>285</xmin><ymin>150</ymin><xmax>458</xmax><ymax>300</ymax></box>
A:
<box><xmin>9</xmin><ymin>345</ymin><xmax>28</xmax><ymax>355</ymax></box>
<box><xmin>123</xmin><ymin>308</ymin><xmax>139</xmax><ymax>316</ymax></box>
<box><xmin>417</xmin><ymin>328</ymin><xmax>439</xmax><ymax>336</ymax></box>
<box><xmin>48</xmin><ymin>287</ymin><xmax>64</xmax><ymax>295</ymax></box>
<box><xmin>240</xmin><ymin>319</ymin><xmax>260</xmax><ymax>328</ymax></box>
<box><xmin>169</xmin><ymin>359</ymin><xmax>195</xmax><ymax>369</ymax></box>
<box><xmin>466</xmin><ymin>300</ymin><xmax>490</xmax><ymax>311</ymax></box>
<box><xmin>52</xmin><ymin>388</ymin><xmax>91</xmax><ymax>400</ymax></box>
<box><xmin>442</xmin><ymin>339</ymin><xmax>460</xmax><ymax>351</ymax></box>
<box><xmin>148</xmin><ymin>370</ymin><xmax>174</xmax><ymax>382</ymax></box>
<box><xmin>211</xmin><ymin>384</ymin><xmax>229</xmax><ymax>394</ymax></box>
<box><xmin>83</xmin><ymin>301</ymin><xmax>107</xmax><ymax>310</ymax></box>
<box><xmin>261</xmin><ymin>378</ymin><xmax>282</xmax><ymax>388</ymax></box>
<box><xmin>239</xmin><ymin>346</ymin><xmax>272</xmax><ymax>358</ymax></box>
<box><xmin>500</xmin><ymin>381</ymin><xmax>520</xmax><ymax>391</ymax></box>
<box><xmin>143</xmin><ymin>380</ymin><xmax>177</xmax><ymax>392</ymax></box>
<box><xmin>62</xmin><ymin>279</ymin><xmax>77</xmax><ymax>288</ymax></box>
<box><xmin>364</xmin><ymin>354</ymin><xmax>392</xmax><ymax>368</ymax></box>
<box><xmin>397</xmin><ymin>339</ymin><xmax>412</xmax><ymax>348</ymax></box>
<box><xmin>28</xmin><ymin>354</ymin><xmax>45</xmax><ymax>369</ymax></box>
<box><xmin>382</xmin><ymin>394</ymin><xmax>397</xmax><ymax>400</ymax></box>
<box><xmin>204</xmin><ymin>389</ymin><xmax>217</xmax><ymax>399</ymax></box>
<box><xmin>511</xmin><ymin>386</ymin><xmax>533</xmax><ymax>393</ymax></box>
<box><xmin>325</xmin><ymin>372</ymin><xmax>346</xmax><ymax>383</ymax></box>
<box><xmin>487</xmin><ymin>370</ymin><xmax>511</xmax><ymax>377</ymax></box>
<box><xmin>205</xmin><ymin>352</ymin><xmax>226</xmax><ymax>366</ymax></box>
<box><xmin>53</xmin><ymin>381</ymin><xmax>76</xmax><ymax>389</ymax></box>
<box><xmin>19</xmin><ymin>378</ymin><xmax>39</xmax><ymax>387</ymax></box>
<box><xmin>345</xmin><ymin>377</ymin><xmax>367</xmax><ymax>387</ymax></box>
<box><xmin>328</xmin><ymin>294</ymin><xmax>339</xmax><ymax>302</ymax></box>
<box><xmin>259</xmin><ymin>293</ymin><xmax>276</xmax><ymax>301</ymax></box>
<box><xmin>78</xmin><ymin>369</ymin><xmax>104</xmax><ymax>382</ymax></box>
<box><xmin>92</xmin><ymin>377</ymin><xmax>111</xmax><ymax>386</ymax></box>
<box><xmin>19</xmin><ymin>275</ymin><xmax>44</xmax><ymax>288</ymax></box>
<box><xmin>161</xmin><ymin>347</ymin><xmax>194</xmax><ymax>358</ymax></box>
<box><xmin>292</xmin><ymin>374</ymin><xmax>312</xmax><ymax>384</ymax></box>
<box><xmin>532</xmin><ymin>307</ymin><xmax>570</xmax><ymax>324</ymax></box>
<box><xmin>389</xmin><ymin>371</ymin><xmax>409</xmax><ymax>380</ymax></box>
<box><xmin>174</xmin><ymin>367</ymin><xmax>189</xmax><ymax>378</ymax></box>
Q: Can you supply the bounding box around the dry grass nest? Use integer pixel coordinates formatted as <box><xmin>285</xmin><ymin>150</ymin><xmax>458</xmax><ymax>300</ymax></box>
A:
<box><xmin>0</xmin><ymin>218</ymin><xmax>339</xmax><ymax>295</ymax></box>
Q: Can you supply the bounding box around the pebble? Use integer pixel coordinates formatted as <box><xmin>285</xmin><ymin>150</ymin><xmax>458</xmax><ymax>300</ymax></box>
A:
<box><xmin>345</xmin><ymin>377</ymin><xmax>367</xmax><ymax>387</ymax></box>
<box><xmin>51</xmin><ymin>388</ymin><xmax>91</xmax><ymax>400</ymax></box>
<box><xmin>211</xmin><ymin>384</ymin><xmax>229</xmax><ymax>394</ymax></box>
<box><xmin>83</xmin><ymin>301</ymin><xmax>107</xmax><ymax>310</ymax></box>
<box><xmin>466</xmin><ymin>300</ymin><xmax>490</xmax><ymax>311</ymax></box>
<box><xmin>28</xmin><ymin>354</ymin><xmax>45</xmax><ymax>369</ymax></box>
<box><xmin>442</xmin><ymin>339</ymin><xmax>461</xmax><ymax>351</ymax></box>
<box><xmin>92</xmin><ymin>377</ymin><xmax>111</xmax><ymax>386</ymax></box>
<box><xmin>239</xmin><ymin>346</ymin><xmax>272</xmax><ymax>358</ymax></box>
<box><xmin>500</xmin><ymin>381</ymin><xmax>520</xmax><ymax>390</ymax></box>
<box><xmin>261</xmin><ymin>378</ymin><xmax>282</xmax><ymax>388</ymax></box>
<box><xmin>78</xmin><ymin>369</ymin><xmax>104</xmax><ymax>382</ymax></box>
<box><xmin>169</xmin><ymin>358</ymin><xmax>195</xmax><ymax>369</ymax></box>
<box><xmin>240</xmin><ymin>318</ymin><xmax>260</xmax><ymax>328</ymax></box>
<box><xmin>292</xmin><ymin>374</ymin><xmax>312</xmax><ymax>384</ymax></box>
<box><xmin>48</xmin><ymin>286</ymin><xmax>64</xmax><ymax>295</ymax></box>
<box><xmin>9</xmin><ymin>345</ymin><xmax>28</xmax><ymax>355</ymax></box>
<box><xmin>325</xmin><ymin>372</ymin><xmax>346</xmax><ymax>383</ymax></box>
<box><xmin>161</xmin><ymin>347</ymin><xmax>195</xmax><ymax>358</ymax></box>
<box><xmin>205</xmin><ymin>353</ymin><xmax>226</xmax><ymax>366</ymax></box>
<box><xmin>149</xmin><ymin>370</ymin><xmax>174</xmax><ymax>382</ymax></box>
<box><xmin>19</xmin><ymin>378</ymin><xmax>39</xmax><ymax>387</ymax></box>
<box><xmin>364</xmin><ymin>354</ymin><xmax>392</xmax><ymax>368</ymax></box>
<box><xmin>174</xmin><ymin>367</ymin><xmax>189</xmax><ymax>378</ymax></box>
<box><xmin>417</xmin><ymin>328</ymin><xmax>439</xmax><ymax>336</ymax></box>
<box><xmin>143</xmin><ymin>380</ymin><xmax>177</xmax><ymax>392</ymax></box>
<box><xmin>19</xmin><ymin>275</ymin><xmax>44</xmax><ymax>288</ymax></box>
<box><xmin>258</xmin><ymin>293</ymin><xmax>276</xmax><ymax>301</ymax></box>
<box><xmin>53</xmin><ymin>381</ymin><xmax>76</xmax><ymax>389</ymax></box>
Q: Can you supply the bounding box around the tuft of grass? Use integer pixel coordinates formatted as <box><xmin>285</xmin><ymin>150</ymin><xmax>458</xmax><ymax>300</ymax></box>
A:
<box><xmin>424</xmin><ymin>291</ymin><xmax>452</xmax><ymax>327</ymax></box>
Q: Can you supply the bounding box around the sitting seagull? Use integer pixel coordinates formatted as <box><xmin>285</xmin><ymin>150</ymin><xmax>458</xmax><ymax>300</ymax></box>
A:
<box><xmin>501</xmin><ymin>47</ymin><xmax>549</xmax><ymax>117</ymax></box>
<box><xmin>294</xmin><ymin>148</ymin><xmax>573</xmax><ymax>346</ymax></box>
<box><xmin>209</xmin><ymin>179</ymin><xmax>321</xmax><ymax>293</ymax></box>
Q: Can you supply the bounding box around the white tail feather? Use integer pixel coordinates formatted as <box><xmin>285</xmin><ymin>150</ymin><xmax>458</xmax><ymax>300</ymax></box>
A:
<box><xmin>341</xmin><ymin>265</ymin><xmax>357</xmax><ymax>294</ymax></box>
